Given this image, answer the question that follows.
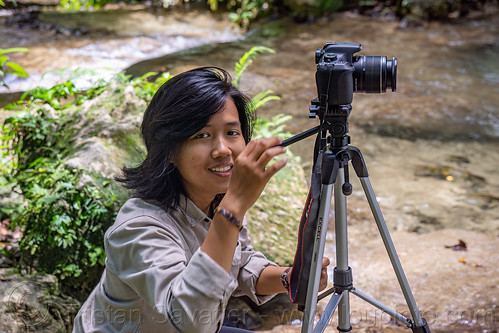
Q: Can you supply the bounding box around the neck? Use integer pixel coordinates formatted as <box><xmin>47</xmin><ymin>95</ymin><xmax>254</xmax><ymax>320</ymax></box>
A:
<box><xmin>188</xmin><ymin>193</ymin><xmax>214</xmax><ymax>217</ymax></box>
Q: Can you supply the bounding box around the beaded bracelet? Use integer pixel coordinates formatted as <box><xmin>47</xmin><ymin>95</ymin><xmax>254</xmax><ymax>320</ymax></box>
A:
<box><xmin>215</xmin><ymin>207</ymin><xmax>243</xmax><ymax>231</ymax></box>
<box><xmin>280</xmin><ymin>267</ymin><xmax>291</xmax><ymax>292</ymax></box>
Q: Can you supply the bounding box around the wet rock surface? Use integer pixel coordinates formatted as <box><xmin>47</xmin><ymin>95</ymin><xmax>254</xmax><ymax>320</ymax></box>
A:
<box><xmin>0</xmin><ymin>269</ymin><xmax>80</xmax><ymax>333</ymax></box>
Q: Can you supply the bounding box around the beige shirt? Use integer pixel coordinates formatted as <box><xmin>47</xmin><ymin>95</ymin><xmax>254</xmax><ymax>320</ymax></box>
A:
<box><xmin>73</xmin><ymin>197</ymin><xmax>277</xmax><ymax>332</ymax></box>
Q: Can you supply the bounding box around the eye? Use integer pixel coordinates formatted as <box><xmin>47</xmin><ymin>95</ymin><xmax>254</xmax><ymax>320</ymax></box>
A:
<box><xmin>228</xmin><ymin>130</ymin><xmax>241</xmax><ymax>136</ymax></box>
<box><xmin>194</xmin><ymin>132</ymin><xmax>209</xmax><ymax>139</ymax></box>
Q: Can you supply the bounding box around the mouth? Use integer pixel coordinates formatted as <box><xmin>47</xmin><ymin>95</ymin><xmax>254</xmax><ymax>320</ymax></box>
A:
<box><xmin>208</xmin><ymin>165</ymin><xmax>233</xmax><ymax>175</ymax></box>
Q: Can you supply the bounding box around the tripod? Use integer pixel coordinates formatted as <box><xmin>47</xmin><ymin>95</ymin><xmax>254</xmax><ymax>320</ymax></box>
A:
<box><xmin>282</xmin><ymin>107</ymin><xmax>431</xmax><ymax>333</ymax></box>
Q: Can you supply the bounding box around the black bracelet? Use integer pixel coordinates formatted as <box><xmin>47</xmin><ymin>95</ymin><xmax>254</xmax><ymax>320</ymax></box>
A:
<box><xmin>215</xmin><ymin>207</ymin><xmax>243</xmax><ymax>231</ymax></box>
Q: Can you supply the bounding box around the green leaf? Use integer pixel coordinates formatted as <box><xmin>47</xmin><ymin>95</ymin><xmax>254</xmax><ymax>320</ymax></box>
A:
<box><xmin>233</xmin><ymin>46</ymin><xmax>275</xmax><ymax>88</ymax></box>
<box><xmin>5</xmin><ymin>62</ymin><xmax>28</xmax><ymax>77</ymax></box>
<box><xmin>44</xmin><ymin>195</ymin><xmax>59</xmax><ymax>204</ymax></box>
<box><xmin>250</xmin><ymin>89</ymin><xmax>281</xmax><ymax>112</ymax></box>
<box><xmin>0</xmin><ymin>48</ymin><xmax>29</xmax><ymax>55</ymax></box>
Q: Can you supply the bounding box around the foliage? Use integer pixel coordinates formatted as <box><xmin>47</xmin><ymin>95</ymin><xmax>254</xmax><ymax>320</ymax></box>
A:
<box><xmin>55</xmin><ymin>0</ymin><xmax>275</xmax><ymax>29</ymax></box>
<box><xmin>253</xmin><ymin>114</ymin><xmax>292</xmax><ymax>140</ymax></box>
<box><xmin>233</xmin><ymin>46</ymin><xmax>275</xmax><ymax>88</ymax></box>
<box><xmin>0</xmin><ymin>48</ymin><xmax>29</xmax><ymax>89</ymax></box>
<box><xmin>0</xmin><ymin>67</ymin><xmax>120</xmax><ymax>297</ymax></box>
<box><xmin>317</xmin><ymin>0</ymin><xmax>343</xmax><ymax>13</ymax></box>
<box><xmin>206</xmin><ymin>0</ymin><xmax>220</xmax><ymax>11</ymax></box>
<box><xmin>59</xmin><ymin>0</ymin><xmax>113</xmax><ymax>10</ymax></box>
<box><xmin>6</xmin><ymin>80</ymin><xmax>107</xmax><ymax>113</ymax></box>
<box><xmin>249</xmin><ymin>89</ymin><xmax>281</xmax><ymax>113</ymax></box>
<box><xmin>232</xmin><ymin>46</ymin><xmax>281</xmax><ymax>115</ymax></box>
<box><xmin>127</xmin><ymin>71</ymin><xmax>172</xmax><ymax>102</ymax></box>
<box><xmin>232</xmin><ymin>46</ymin><xmax>302</xmax><ymax>264</ymax></box>
<box><xmin>253</xmin><ymin>113</ymin><xmax>300</xmax><ymax>173</ymax></box>
<box><xmin>0</xmin><ymin>103</ymin><xmax>121</xmax><ymax>297</ymax></box>
<box><xmin>227</xmin><ymin>0</ymin><xmax>274</xmax><ymax>29</ymax></box>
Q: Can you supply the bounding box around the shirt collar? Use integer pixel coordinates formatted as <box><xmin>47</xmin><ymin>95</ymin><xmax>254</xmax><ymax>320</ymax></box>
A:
<box><xmin>178</xmin><ymin>194</ymin><xmax>212</xmax><ymax>227</ymax></box>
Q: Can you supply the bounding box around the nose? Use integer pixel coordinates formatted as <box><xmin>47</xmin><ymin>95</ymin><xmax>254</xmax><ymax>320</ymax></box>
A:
<box><xmin>212</xmin><ymin>136</ymin><xmax>231</xmax><ymax>159</ymax></box>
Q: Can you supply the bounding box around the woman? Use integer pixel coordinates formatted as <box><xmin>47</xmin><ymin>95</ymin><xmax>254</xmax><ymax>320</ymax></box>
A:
<box><xmin>73</xmin><ymin>67</ymin><xmax>329</xmax><ymax>332</ymax></box>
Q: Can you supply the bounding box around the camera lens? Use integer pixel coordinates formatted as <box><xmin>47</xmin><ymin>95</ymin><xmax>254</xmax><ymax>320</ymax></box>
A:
<box><xmin>353</xmin><ymin>56</ymin><xmax>397</xmax><ymax>93</ymax></box>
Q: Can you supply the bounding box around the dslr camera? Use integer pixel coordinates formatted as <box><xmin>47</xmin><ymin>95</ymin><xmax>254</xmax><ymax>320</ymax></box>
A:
<box><xmin>314</xmin><ymin>41</ymin><xmax>397</xmax><ymax>108</ymax></box>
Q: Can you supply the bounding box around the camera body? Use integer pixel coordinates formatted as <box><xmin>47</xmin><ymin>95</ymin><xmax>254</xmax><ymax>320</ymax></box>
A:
<box><xmin>315</xmin><ymin>42</ymin><xmax>397</xmax><ymax>107</ymax></box>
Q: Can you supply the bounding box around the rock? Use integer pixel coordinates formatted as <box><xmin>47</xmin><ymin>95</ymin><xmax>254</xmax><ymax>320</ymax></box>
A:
<box><xmin>225</xmin><ymin>294</ymin><xmax>300</xmax><ymax>331</ymax></box>
<box><xmin>246</xmin><ymin>157</ymin><xmax>309</xmax><ymax>265</ymax></box>
<box><xmin>64</xmin><ymin>82</ymin><xmax>145</xmax><ymax>179</ymax></box>
<box><xmin>0</xmin><ymin>268</ymin><xmax>80</xmax><ymax>333</ymax></box>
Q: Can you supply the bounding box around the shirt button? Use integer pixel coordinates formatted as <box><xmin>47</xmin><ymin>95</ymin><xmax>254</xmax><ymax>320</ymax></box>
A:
<box><xmin>203</xmin><ymin>218</ymin><xmax>210</xmax><ymax>223</ymax></box>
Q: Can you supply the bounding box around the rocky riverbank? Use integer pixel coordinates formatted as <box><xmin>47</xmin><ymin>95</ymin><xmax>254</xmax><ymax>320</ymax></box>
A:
<box><xmin>1</xmin><ymin>4</ymin><xmax>497</xmax><ymax>332</ymax></box>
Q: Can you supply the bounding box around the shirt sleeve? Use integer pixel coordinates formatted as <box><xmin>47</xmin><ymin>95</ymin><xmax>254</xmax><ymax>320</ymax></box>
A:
<box><xmin>232</xmin><ymin>218</ymin><xmax>279</xmax><ymax>305</ymax></box>
<box><xmin>104</xmin><ymin>216</ymin><xmax>238</xmax><ymax>333</ymax></box>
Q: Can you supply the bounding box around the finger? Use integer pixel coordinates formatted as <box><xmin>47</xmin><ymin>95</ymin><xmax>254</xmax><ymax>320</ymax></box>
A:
<box><xmin>238</xmin><ymin>139</ymin><xmax>258</xmax><ymax>159</ymax></box>
<box><xmin>320</xmin><ymin>270</ymin><xmax>328</xmax><ymax>290</ymax></box>
<box><xmin>247</xmin><ymin>137</ymin><xmax>282</xmax><ymax>161</ymax></box>
<box><xmin>258</xmin><ymin>146</ymin><xmax>287</xmax><ymax>170</ymax></box>
<box><xmin>264</xmin><ymin>159</ymin><xmax>287</xmax><ymax>179</ymax></box>
<box><xmin>322</xmin><ymin>257</ymin><xmax>331</xmax><ymax>268</ymax></box>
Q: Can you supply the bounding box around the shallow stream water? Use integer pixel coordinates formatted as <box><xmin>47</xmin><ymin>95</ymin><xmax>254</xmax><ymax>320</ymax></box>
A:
<box><xmin>123</xmin><ymin>12</ymin><xmax>499</xmax><ymax>237</ymax></box>
<box><xmin>1</xmin><ymin>7</ymin><xmax>498</xmax><ymax>331</ymax></box>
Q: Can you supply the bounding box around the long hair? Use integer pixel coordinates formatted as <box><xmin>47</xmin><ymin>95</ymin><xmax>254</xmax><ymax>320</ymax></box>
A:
<box><xmin>116</xmin><ymin>67</ymin><xmax>254</xmax><ymax>210</ymax></box>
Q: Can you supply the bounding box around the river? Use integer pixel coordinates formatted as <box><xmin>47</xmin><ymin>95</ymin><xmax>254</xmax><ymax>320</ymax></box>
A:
<box><xmin>1</xmin><ymin>5</ymin><xmax>498</xmax><ymax>332</ymax></box>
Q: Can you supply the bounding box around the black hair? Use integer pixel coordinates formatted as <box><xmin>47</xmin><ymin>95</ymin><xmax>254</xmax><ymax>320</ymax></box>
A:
<box><xmin>116</xmin><ymin>67</ymin><xmax>254</xmax><ymax>210</ymax></box>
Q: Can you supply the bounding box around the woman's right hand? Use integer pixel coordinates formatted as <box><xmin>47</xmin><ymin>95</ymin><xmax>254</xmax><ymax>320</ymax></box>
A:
<box><xmin>220</xmin><ymin>137</ymin><xmax>287</xmax><ymax>218</ymax></box>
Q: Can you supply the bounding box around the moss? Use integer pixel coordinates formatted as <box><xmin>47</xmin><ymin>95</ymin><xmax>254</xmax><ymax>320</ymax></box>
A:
<box><xmin>246</xmin><ymin>155</ymin><xmax>309</xmax><ymax>266</ymax></box>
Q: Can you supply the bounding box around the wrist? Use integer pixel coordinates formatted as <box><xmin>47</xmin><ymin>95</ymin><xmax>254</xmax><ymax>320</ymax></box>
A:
<box><xmin>215</xmin><ymin>207</ymin><xmax>243</xmax><ymax>231</ymax></box>
<box><xmin>218</xmin><ymin>196</ymin><xmax>246</xmax><ymax>222</ymax></box>
<box><xmin>280</xmin><ymin>267</ymin><xmax>291</xmax><ymax>292</ymax></box>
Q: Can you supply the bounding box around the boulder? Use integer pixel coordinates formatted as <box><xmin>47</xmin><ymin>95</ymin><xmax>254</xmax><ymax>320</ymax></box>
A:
<box><xmin>0</xmin><ymin>268</ymin><xmax>80</xmax><ymax>333</ymax></box>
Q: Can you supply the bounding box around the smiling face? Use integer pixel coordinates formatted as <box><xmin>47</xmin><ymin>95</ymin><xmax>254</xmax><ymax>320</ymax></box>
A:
<box><xmin>174</xmin><ymin>97</ymin><xmax>246</xmax><ymax>212</ymax></box>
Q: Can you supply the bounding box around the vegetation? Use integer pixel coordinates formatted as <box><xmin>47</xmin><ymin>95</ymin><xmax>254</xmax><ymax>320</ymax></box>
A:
<box><xmin>0</xmin><ymin>2</ymin><xmax>28</xmax><ymax>88</ymax></box>
<box><xmin>1</xmin><ymin>78</ymin><xmax>123</xmax><ymax>298</ymax></box>
<box><xmin>0</xmin><ymin>48</ymin><xmax>29</xmax><ymax>88</ymax></box>
<box><xmin>42</xmin><ymin>0</ymin><xmax>493</xmax><ymax>29</ymax></box>
<box><xmin>233</xmin><ymin>46</ymin><xmax>281</xmax><ymax>113</ymax></box>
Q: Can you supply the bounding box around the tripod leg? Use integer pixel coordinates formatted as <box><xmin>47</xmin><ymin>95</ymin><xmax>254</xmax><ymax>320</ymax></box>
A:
<box><xmin>301</xmin><ymin>182</ymin><xmax>334</xmax><ymax>333</ymax></box>
<box><xmin>314</xmin><ymin>292</ymin><xmax>345</xmax><ymax>333</ymax></box>
<box><xmin>359</xmin><ymin>176</ymin><xmax>425</xmax><ymax>328</ymax></box>
<box><xmin>351</xmin><ymin>288</ymin><xmax>412</xmax><ymax>327</ymax></box>
<box><xmin>333</xmin><ymin>171</ymin><xmax>352</xmax><ymax>332</ymax></box>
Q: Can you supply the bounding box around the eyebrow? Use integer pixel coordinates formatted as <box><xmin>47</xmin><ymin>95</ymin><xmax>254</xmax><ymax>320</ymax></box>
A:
<box><xmin>204</xmin><ymin>121</ymin><xmax>241</xmax><ymax>127</ymax></box>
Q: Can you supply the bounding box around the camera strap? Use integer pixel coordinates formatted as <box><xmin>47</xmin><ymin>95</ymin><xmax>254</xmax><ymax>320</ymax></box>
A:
<box><xmin>288</xmin><ymin>146</ymin><xmax>323</xmax><ymax>306</ymax></box>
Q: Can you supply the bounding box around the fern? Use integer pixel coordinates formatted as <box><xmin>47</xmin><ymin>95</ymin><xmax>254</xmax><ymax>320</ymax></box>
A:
<box><xmin>250</xmin><ymin>89</ymin><xmax>281</xmax><ymax>114</ymax></box>
<box><xmin>233</xmin><ymin>46</ymin><xmax>275</xmax><ymax>88</ymax></box>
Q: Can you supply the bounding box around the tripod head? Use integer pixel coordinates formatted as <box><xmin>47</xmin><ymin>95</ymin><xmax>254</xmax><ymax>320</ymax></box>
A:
<box><xmin>309</xmin><ymin>98</ymin><xmax>351</xmax><ymax>149</ymax></box>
